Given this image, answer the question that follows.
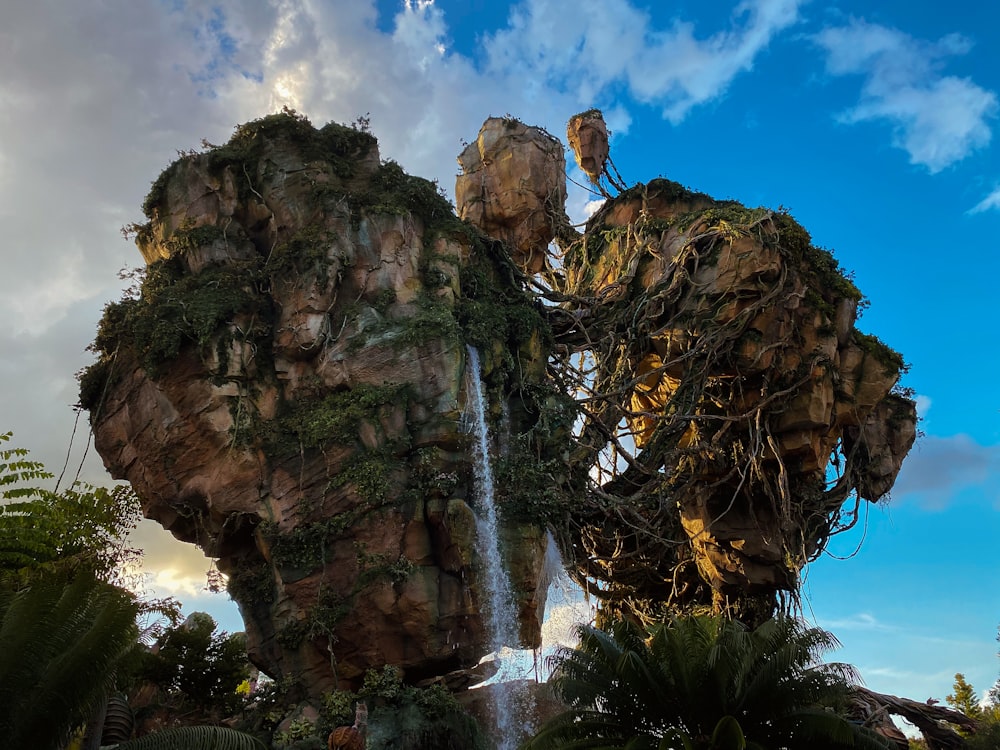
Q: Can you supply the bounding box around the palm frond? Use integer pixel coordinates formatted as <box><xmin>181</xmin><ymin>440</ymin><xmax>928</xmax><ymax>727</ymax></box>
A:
<box><xmin>527</xmin><ymin>614</ymin><xmax>893</xmax><ymax>750</ymax></box>
<box><xmin>99</xmin><ymin>725</ymin><xmax>266</xmax><ymax>750</ymax></box>
<box><xmin>0</xmin><ymin>572</ymin><xmax>139</xmax><ymax>749</ymax></box>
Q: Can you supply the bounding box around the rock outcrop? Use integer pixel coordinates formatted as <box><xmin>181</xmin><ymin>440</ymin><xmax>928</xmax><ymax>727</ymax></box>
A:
<box><xmin>82</xmin><ymin>109</ymin><xmax>916</xmax><ymax>701</ymax></box>
<box><xmin>82</xmin><ymin>113</ymin><xmax>560</xmax><ymax>697</ymax></box>
<box><xmin>455</xmin><ymin>117</ymin><xmax>568</xmax><ymax>274</ymax></box>
<box><xmin>566</xmin><ymin>109</ymin><xmax>610</xmax><ymax>185</ymax></box>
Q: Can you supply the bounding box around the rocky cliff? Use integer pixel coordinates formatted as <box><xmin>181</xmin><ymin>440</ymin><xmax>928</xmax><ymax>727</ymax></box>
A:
<box><xmin>454</xmin><ymin>114</ymin><xmax>915</xmax><ymax>623</ymax></box>
<box><xmin>82</xmin><ymin>109</ymin><xmax>915</xmax><ymax>698</ymax></box>
<box><xmin>82</xmin><ymin>112</ymin><xmax>564</xmax><ymax>697</ymax></box>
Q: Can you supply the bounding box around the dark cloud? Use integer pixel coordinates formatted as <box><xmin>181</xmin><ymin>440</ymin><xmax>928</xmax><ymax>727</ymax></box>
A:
<box><xmin>891</xmin><ymin>434</ymin><xmax>1000</xmax><ymax>509</ymax></box>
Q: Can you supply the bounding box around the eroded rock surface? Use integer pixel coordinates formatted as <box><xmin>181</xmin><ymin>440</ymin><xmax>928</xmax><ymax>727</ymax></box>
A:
<box><xmin>455</xmin><ymin>117</ymin><xmax>568</xmax><ymax>274</ymax></box>
<box><xmin>83</xmin><ymin>113</ymin><xmax>559</xmax><ymax>697</ymax></box>
<box><xmin>545</xmin><ymin>178</ymin><xmax>916</xmax><ymax>619</ymax></box>
<box><xmin>566</xmin><ymin>109</ymin><xmax>610</xmax><ymax>184</ymax></box>
<box><xmin>83</xmin><ymin>110</ymin><xmax>917</xmax><ymax>703</ymax></box>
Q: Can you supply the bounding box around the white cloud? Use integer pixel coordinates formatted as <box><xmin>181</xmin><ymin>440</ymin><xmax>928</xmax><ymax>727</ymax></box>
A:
<box><xmin>814</xmin><ymin>20</ymin><xmax>997</xmax><ymax>172</ymax></box>
<box><xmin>820</xmin><ymin>612</ymin><xmax>897</xmax><ymax>633</ymax></box>
<box><xmin>969</xmin><ymin>186</ymin><xmax>1000</xmax><ymax>214</ymax></box>
<box><xmin>485</xmin><ymin>0</ymin><xmax>803</xmax><ymax>123</ymax></box>
<box><xmin>914</xmin><ymin>394</ymin><xmax>932</xmax><ymax>419</ymax></box>
<box><xmin>0</xmin><ymin>0</ymin><xmax>812</xmax><ymax>614</ymax></box>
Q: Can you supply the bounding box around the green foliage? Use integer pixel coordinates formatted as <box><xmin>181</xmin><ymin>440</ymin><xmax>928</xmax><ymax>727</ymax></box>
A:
<box><xmin>263</xmin><ymin>518</ymin><xmax>345</xmax><ymax>574</ymax></box>
<box><xmin>494</xmin><ymin>446</ymin><xmax>569</xmax><ymax>523</ymax></box>
<box><xmin>273</xmin><ymin>716</ymin><xmax>320</xmax><ymax>748</ymax></box>
<box><xmin>352</xmin><ymin>159</ymin><xmax>456</xmax><ymax>234</ymax></box>
<box><xmin>162</xmin><ymin>223</ymin><xmax>226</xmax><ymax>256</ymax></box>
<box><xmin>130</xmin><ymin>258</ymin><xmax>269</xmax><ymax>376</ymax></box>
<box><xmin>275</xmin><ymin>383</ymin><xmax>411</xmax><ymax>451</ymax></box>
<box><xmin>99</xmin><ymin>724</ymin><xmax>266</xmax><ymax>749</ymax></box>
<box><xmin>143</xmin><ymin>109</ymin><xmax>379</xmax><ymax>219</ymax></box>
<box><xmin>770</xmin><ymin>212</ymin><xmax>862</xmax><ymax>304</ymax></box>
<box><xmin>491</xmin><ymin>385</ymin><xmax>579</xmax><ymax>524</ymax></box>
<box><xmin>225</xmin><ymin>558</ymin><xmax>276</xmax><ymax>608</ymax></box>
<box><xmin>80</xmin><ymin>256</ymin><xmax>273</xmax><ymax>409</ymax></box>
<box><xmin>0</xmin><ymin>432</ymin><xmax>141</xmax><ymax>584</ymax></box>
<box><xmin>965</xmin><ymin>707</ymin><xmax>1000</xmax><ymax>750</ymax></box>
<box><xmin>853</xmin><ymin>330</ymin><xmax>909</xmax><ymax>375</ymax></box>
<box><xmin>457</xmin><ymin>236</ymin><xmax>548</xmax><ymax>354</ymax></box>
<box><xmin>263</xmin><ymin>224</ymin><xmax>333</xmax><ymax>281</ymax></box>
<box><xmin>0</xmin><ymin>570</ymin><xmax>140</xmax><ymax>749</ymax></box>
<box><xmin>525</xmin><ymin>615</ymin><xmax>892</xmax><ymax>750</ymax></box>
<box><xmin>134</xmin><ymin>612</ymin><xmax>251</xmax><ymax>716</ymax></box>
<box><xmin>318</xmin><ymin>666</ymin><xmax>487</xmax><ymax>750</ymax></box>
<box><xmin>946</xmin><ymin>672</ymin><xmax>982</xmax><ymax>719</ymax></box>
<box><xmin>356</xmin><ymin>545</ymin><xmax>414</xmax><ymax>586</ymax></box>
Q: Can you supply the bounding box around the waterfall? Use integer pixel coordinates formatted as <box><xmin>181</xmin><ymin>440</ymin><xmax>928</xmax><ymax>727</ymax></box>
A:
<box><xmin>464</xmin><ymin>345</ymin><xmax>519</xmax><ymax>749</ymax></box>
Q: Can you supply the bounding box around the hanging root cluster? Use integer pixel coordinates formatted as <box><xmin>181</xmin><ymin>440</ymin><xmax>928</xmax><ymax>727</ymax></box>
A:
<box><xmin>534</xmin><ymin>179</ymin><xmax>916</xmax><ymax>626</ymax></box>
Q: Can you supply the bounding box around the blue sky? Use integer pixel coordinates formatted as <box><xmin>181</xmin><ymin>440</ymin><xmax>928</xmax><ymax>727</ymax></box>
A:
<box><xmin>0</xmin><ymin>0</ymin><xmax>997</xmax><ymax>708</ymax></box>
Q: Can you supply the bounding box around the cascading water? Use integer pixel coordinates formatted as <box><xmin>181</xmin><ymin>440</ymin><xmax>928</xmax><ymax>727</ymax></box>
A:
<box><xmin>464</xmin><ymin>345</ymin><xmax>520</xmax><ymax>749</ymax></box>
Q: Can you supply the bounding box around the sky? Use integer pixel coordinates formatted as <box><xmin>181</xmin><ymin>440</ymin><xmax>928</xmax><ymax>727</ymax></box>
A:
<box><xmin>1</xmin><ymin>0</ymin><xmax>998</xmax><ymax>708</ymax></box>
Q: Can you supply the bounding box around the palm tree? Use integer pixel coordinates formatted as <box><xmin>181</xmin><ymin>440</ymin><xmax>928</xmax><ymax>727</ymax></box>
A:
<box><xmin>0</xmin><ymin>433</ymin><xmax>264</xmax><ymax>750</ymax></box>
<box><xmin>523</xmin><ymin>614</ymin><xmax>891</xmax><ymax>750</ymax></box>
<box><xmin>0</xmin><ymin>570</ymin><xmax>140</xmax><ymax>749</ymax></box>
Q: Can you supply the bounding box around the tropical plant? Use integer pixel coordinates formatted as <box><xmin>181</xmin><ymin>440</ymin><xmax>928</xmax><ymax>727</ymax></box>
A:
<box><xmin>0</xmin><ymin>570</ymin><xmax>140</xmax><ymax>749</ymax></box>
<box><xmin>0</xmin><ymin>430</ymin><xmax>141</xmax><ymax>585</ymax></box>
<box><xmin>523</xmin><ymin>614</ymin><xmax>892</xmax><ymax>750</ymax></box>
<box><xmin>98</xmin><ymin>724</ymin><xmax>267</xmax><ymax>749</ymax></box>
<box><xmin>133</xmin><ymin>611</ymin><xmax>251</xmax><ymax>717</ymax></box>
<box><xmin>0</xmin><ymin>432</ymin><xmax>259</xmax><ymax>749</ymax></box>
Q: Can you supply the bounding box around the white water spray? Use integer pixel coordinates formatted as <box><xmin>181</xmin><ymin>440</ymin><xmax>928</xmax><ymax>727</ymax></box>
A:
<box><xmin>464</xmin><ymin>346</ymin><xmax>519</xmax><ymax>748</ymax></box>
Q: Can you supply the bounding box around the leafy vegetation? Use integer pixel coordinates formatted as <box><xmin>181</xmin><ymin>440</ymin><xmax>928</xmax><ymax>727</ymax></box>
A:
<box><xmin>133</xmin><ymin>612</ymin><xmax>251</xmax><ymax>717</ymax></box>
<box><xmin>0</xmin><ymin>569</ymin><xmax>140</xmax><ymax>748</ymax></box>
<box><xmin>0</xmin><ymin>432</ymin><xmax>142</xmax><ymax>582</ymax></box>
<box><xmin>525</xmin><ymin>614</ymin><xmax>892</xmax><ymax>750</ymax></box>
<box><xmin>943</xmin><ymin>639</ymin><xmax>1000</xmax><ymax>749</ymax></box>
<box><xmin>321</xmin><ymin>666</ymin><xmax>487</xmax><ymax>750</ymax></box>
<box><xmin>0</xmin><ymin>432</ymin><xmax>261</xmax><ymax>748</ymax></box>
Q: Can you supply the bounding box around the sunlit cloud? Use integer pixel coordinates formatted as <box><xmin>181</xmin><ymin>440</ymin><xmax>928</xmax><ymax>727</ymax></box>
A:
<box><xmin>485</xmin><ymin>0</ymin><xmax>804</xmax><ymax>124</ymax></box>
<box><xmin>814</xmin><ymin>20</ymin><xmax>997</xmax><ymax>172</ymax></box>
<box><xmin>149</xmin><ymin>567</ymin><xmax>207</xmax><ymax>599</ymax></box>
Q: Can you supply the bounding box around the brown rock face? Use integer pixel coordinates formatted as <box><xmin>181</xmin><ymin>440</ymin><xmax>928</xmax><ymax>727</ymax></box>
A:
<box><xmin>83</xmin><ymin>111</ymin><xmax>917</xmax><ymax>704</ymax></box>
<box><xmin>542</xmin><ymin>178</ymin><xmax>916</xmax><ymax>619</ymax></box>
<box><xmin>83</xmin><ymin>113</ymin><xmax>558</xmax><ymax>697</ymax></box>
<box><xmin>455</xmin><ymin>117</ymin><xmax>568</xmax><ymax>274</ymax></box>
<box><xmin>566</xmin><ymin>109</ymin><xmax>610</xmax><ymax>184</ymax></box>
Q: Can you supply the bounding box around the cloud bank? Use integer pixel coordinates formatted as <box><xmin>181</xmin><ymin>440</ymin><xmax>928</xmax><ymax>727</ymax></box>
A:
<box><xmin>814</xmin><ymin>20</ymin><xmax>998</xmax><ymax>172</ymax></box>
<box><xmin>891</xmin><ymin>434</ymin><xmax>1000</xmax><ymax>509</ymax></box>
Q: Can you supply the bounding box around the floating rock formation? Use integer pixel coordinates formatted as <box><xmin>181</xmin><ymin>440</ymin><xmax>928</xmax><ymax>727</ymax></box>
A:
<box><xmin>455</xmin><ymin>117</ymin><xmax>568</xmax><ymax>274</ymax></box>
<box><xmin>543</xmin><ymin>179</ymin><xmax>916</xmax><ymax>621</ymax></box>
<box><xmin>82</xmin><ymin>109</ymin><xmax>916</xmax><ymax>702</ymax></box>
<box><xmin>82</xmin><ymin>113</ymin><xmax>560</xmax><ymax>698</ymax></box>
<box><xmin>566</xmin><ymin>109</ymin><xmax>610</xmax><ymax>185</ymax></box>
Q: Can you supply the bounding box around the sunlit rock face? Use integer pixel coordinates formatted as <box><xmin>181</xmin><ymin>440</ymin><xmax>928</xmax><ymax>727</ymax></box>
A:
<box><xmin>566</xmin><ymin>109</ymin><xmax>610</xmax><ymax>185</ymax></box>
<box><xmin>455</xmin><ymin>117</ymin><xmax>568</xmax><ymax>274</ymax></box>
<box><xmin>552</xmin><ymin>178</ymin><xmax>916</xmax><ymax>620</ymax></box>
<box><xmin>82</xmin><ymin>113</ymin><xmax>558</xmax><ymax>698</ymax></box>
